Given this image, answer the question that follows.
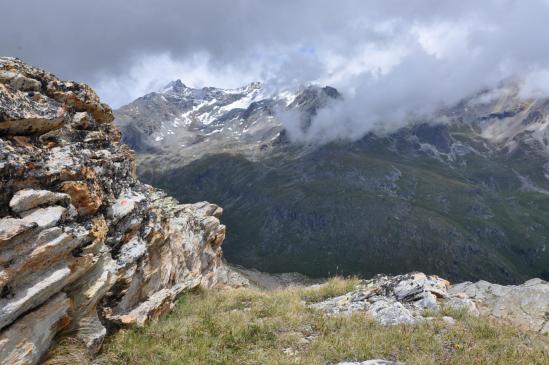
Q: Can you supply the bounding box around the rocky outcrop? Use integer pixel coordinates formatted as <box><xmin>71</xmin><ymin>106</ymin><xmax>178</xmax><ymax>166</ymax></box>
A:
<box><xmin>311</xmin><ymin>272</ymin><xmax>549</xmax><ymax>334</ymax></box>
<box><xmin>0</xmin><ymin>57</ymin><xmax>225</xmax><ymax>364</ymax></box>
<box><xmin>311</xmin><ymin>273</ymin><xmax>455</xmax><ymax>325</ymax></box>
<box><xmin>450</xmin><ymin>278</ymin><xmax>549</xmax><ymax>334</ymax></box>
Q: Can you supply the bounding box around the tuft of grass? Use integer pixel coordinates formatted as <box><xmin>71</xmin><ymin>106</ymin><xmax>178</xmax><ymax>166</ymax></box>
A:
<box><xmin>299</xmin><ymin>276</ymin><xmax>360</xmax><ymax>302</ymax></box>
<box><xmin>423</xmin><ymin>305</ymin><xmax>469</xmax><ymax>321</ymax></box>
<box><xmin>42</xmin><ymin>337</ymin><xmax>93</xmax><ymax>365</ymax></box>
<box><xmin>91</xmin><ymin>278</ymin><xmax>549</xmax><ymax>365</ymax></box>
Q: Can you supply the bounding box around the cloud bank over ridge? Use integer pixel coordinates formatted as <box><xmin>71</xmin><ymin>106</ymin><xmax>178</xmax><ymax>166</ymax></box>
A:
<box><xmin>2</xmin><ymin>0</ymin><xmax>549</xmax><ymax>141</ymax></box>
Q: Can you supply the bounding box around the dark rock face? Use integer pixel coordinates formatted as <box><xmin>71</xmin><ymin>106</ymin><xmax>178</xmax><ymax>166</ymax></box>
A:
<box><xmin>0</xmin><ymin>58</ymin><xmax>225</xmax><ymax>364</ymax></box>
<box><xmin>412</xmin><ymin>123</ymin><xmax>452</xmax><ymax>153</ymax></box>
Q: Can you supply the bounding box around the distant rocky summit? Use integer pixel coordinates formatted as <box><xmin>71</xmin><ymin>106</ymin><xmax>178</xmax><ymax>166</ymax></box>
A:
<box><xmin>0</xmin><ymin>57</ymin><xmax>225</xmax><ymax>364</ymax></box>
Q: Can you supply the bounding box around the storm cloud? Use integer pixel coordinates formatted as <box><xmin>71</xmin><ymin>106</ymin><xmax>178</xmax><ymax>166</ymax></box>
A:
<box><xmin>2</xmin><ymin>0</ymin><xmax>549</xmax><ymax>141</ymax></box>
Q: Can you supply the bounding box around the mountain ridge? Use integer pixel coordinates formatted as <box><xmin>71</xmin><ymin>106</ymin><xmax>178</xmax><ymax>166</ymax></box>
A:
<box><xmin>116</xmin><ymin>79</ymin><xmax>549</xmax><ymax>284</ymax></box>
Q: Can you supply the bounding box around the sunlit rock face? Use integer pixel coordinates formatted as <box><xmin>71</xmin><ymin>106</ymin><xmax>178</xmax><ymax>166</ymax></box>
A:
<box><xmin>0</xmin><ymin>57</ymin><xmax>225</xmax><ymax>364</ymax></box>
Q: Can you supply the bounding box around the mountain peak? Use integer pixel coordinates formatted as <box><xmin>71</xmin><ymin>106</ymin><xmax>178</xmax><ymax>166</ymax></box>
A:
<box><xmin>245</xmin><ymin>81</ymin><xmax>262</xmax><ymax>91</ymax></box>
<box><xmin>162</xmin><ymin>79</ymin><xmax>187</xmax><ymax>93</ymax></box>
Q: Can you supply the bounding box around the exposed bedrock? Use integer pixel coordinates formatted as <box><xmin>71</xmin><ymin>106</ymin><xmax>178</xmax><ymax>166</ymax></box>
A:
<box><xmin>0</xmin><ymin>57</ymin><xmax>225</xmax><ymax>364</ymax></box>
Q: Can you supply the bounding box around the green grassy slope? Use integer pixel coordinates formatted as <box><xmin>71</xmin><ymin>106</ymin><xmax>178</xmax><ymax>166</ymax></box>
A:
<box><xmin>137</xmin><ymin>134</ymin><xmax>549</xmax><ymax>284</ymax></box>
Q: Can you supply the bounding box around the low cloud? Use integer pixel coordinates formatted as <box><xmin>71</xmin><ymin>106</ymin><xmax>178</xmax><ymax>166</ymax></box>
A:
<box><xmin>94</xmin><ymin>53</ymin><xmax>267</xmax><ymax>108</ymax></box>
<box><xmin>2</xmin><ymin>0</ymin><xmax>549</xmax><ymax>140</ymax></box>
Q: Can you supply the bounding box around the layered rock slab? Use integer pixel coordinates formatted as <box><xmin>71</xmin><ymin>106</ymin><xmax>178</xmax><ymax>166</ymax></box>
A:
<box><xmin>0</xmin><ymin>57</ymin><xmax>225</xmax><ymax>365</ymax></box>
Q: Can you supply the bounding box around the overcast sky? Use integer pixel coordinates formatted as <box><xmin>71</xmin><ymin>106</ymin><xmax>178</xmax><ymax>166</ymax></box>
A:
<box><xmin>3</xmin><ymin>0</ymin><xmax>549</xmax><ymax>140</ymax></box>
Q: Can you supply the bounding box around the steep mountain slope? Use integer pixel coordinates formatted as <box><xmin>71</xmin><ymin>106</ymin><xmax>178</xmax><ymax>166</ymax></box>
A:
<box><xmin>116</xmin><ymin>81</ymin><xmax>338</xmax><ymax>158</ymax></box>
<box><xmin>115</xmin><ymin>82</ymin><xmax>549</xmax><ymax>284</ymax></box>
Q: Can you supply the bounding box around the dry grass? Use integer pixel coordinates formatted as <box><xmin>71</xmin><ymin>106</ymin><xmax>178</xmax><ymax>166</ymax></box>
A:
<box><xmin>42</xmin><ymin>337</ymin><xmax>93</xmax><ymax>365</ymax></box>
<box><xmin>48</xmin><ymin>278</ymin><xmax>549</xmax><ymax>365</ymax></box>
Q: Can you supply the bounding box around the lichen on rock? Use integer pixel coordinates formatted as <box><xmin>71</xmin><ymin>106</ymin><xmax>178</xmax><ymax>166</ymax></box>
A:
<box><xmin>0</xmin><ymin>57</ymin><xmax>225</xmax><ymax>365</ymax></box>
